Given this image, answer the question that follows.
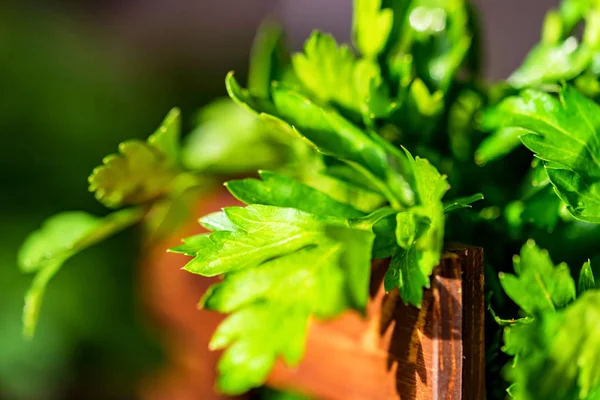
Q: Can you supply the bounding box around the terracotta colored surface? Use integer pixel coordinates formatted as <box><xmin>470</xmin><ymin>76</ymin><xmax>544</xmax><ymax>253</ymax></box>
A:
<box><xmin>139</xmin><ymin>189</ymin><xmax>243</xmax><ymax>400</ymax></box>
<box><xmin>140</xmin><ymin>189</ymin><xmax>485</xmax><ymax>399</ymax></box>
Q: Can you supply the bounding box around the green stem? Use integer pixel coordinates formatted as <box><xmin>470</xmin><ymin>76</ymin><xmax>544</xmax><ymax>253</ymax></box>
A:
<box><xmin>345</xmin><ymin>161</ymin><xmax>404</xmax><ymax>210</ymax></box>
<box><xmin>351</xmin><ymin>206</ymin><xmax>396</xmax><ymax>230</ymax></box>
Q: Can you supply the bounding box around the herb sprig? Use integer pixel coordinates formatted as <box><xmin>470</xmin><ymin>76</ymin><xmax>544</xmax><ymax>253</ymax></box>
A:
<box><xmin>17</xmin><ymin>0</ymin><xmax>600</xmax><ymax>398</ymax></box>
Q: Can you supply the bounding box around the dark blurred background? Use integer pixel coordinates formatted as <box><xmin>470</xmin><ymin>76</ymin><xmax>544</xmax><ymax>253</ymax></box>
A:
<box><xmin>0</xmin><ymin>1</ymin><xmax>556</xmax><ymax>399</ymax></box>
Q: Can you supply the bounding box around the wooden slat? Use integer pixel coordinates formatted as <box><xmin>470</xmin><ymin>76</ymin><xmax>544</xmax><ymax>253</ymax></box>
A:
<box><xmin>268</xmin><ymin>247</ymin><xmax>485</xmax><ymax>400</ymax></box>
<box><xmin>448</xmin><ymin>245</ymin><xmax>486</xmax><ymax>400</ymax></box>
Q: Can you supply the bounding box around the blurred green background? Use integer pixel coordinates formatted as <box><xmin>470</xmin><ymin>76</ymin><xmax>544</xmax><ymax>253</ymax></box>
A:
<box><xmin>0</xmin><ymin>1</ymin><xmax>555</xmax><ymax>399</ymax></box>
<box><xmin>0</xmin><ymin>2</ymin><xmax>263</xmax><ymax>398</ymax></box>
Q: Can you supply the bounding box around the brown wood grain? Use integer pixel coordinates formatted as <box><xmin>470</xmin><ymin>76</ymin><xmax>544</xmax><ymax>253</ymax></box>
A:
<box><xmin>447</xmin><ymin>245</ymin><xmax>486</xmax><ymax>400</ymax></box>
<box><xmin>268</xmin><ymin>249</ymin><xmax>485</xmax><ymax>400</ymax></box>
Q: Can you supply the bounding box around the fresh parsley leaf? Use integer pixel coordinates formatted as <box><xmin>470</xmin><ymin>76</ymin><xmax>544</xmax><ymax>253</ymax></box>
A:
<box><xmin>509</xmin><ymin>4</ymin><xmax>600</xmax><ymax>88</ymax></box>
<box><xmin>169</xmin><ymin>233</ymin><xmax>213</xmax><ymax>256</ymax></box>
<box><xmin>508</xmin><ymin>37</ymin><xmax>595</xmax><ymax>89</ymax></box>
<box><xmin>19</xmin><ymin>208</ymin><xmax>144</xmax><ymax>337</ymax></box>
<box><xmin>371</xmin><ymin>213</ymin><xmax>398</xmax><ymax>259</ymax></box>
<box><xmin>148</xmin><ymin>107</ymin><xmax>181</xmax><ymax>164</ymax></box>
<box><xmin>226</xmin><ymin>170</ymin><xmax>364</xmax><ymax>218</ymax></box>
<box><xmin>520</xmin><ymin>184</ymin><xmax>563</xmax><ymax>231</ymax></box>
<box><xmin>301</xmin><ymin>166</ymin><xmax>387</xmax><ymax>213</ymax></box>
<box><xmin>225</xmin><ymin>71</ymin><xmax>278</xmax><ymax>116</ymax></box>
<box><xmin>389</xmin><ymin>0</ymin><xmax>472</xmax><ymax>92</ymax></box>
<box><xmin>475</xmin><ymin>127</ymin><xmax>527</xmax><ymax>165</ymax></box>
<box><xmin>175</xmin><ymin>205</ymin><xmax>370</xmax><ymax>279</ymax></box>
<box><xmin>181</xmin><ymin>99</ymin><xmax>287</xmax><ymax>173</ymax></box>
<box><xmin>504</xmin><ymin>291</ymin><xmax>600</xmax><ymax>400</ymax></box>
<box><xmin>19</xmin><ymin>213</ymin><xmax>101</xmax><ymax>273</ymax></box>
<box><xmin>172</xmin><ymin>204</ymin><xmax>376</xmax><ymax>394</ymax></box>
<box><xmin>443</xmin><ymin>193</ymin><xmax>484</xmax><ymax>212</ymax></box>
<box><xmin>501</xmin><ymin>316</ymin><xmax>535</xmax><ymax>360</ymax></box>
<box><xmin>210</xmin><ymin>302</ymin><xmax>309</xmax><ymax>394</ymax></box>
<box><xmin>291</xmin><ymin>31</ymin><xmax>385</xmax><ymax>118</ymax></box>
<box><xmin>248</xmin><ymin>21</ymin><xmax>290</xmax><ymax>99</ymax></box>
<box><xmin>273</xmin><ymin>85</ymin><xmax>417</xmax><ymax>207</ymax></box>
<box><xmin>576</xmin><ymin>71</ymin><xmax>600</xmax><ymax>99</ymax></box>
<box><xmin>560</xmin><ymin>0</ymin><xmax>600</xmax><ymax>32</ymax></box>
<box><xmin>353</xmin><ymin>0</ymin><xmax>394</xmax><ymax>58</ymax></box>
<box><xmin>384</xmin><ymin>155</ymin><xmax>448</xmax><ymax>306</ymax></box>
<box><xmin>499</xmin><ymin>240</ymin><xmax>576</xmax><ymax>316</ymax></box>
<box><xmin>89</xmin><ymin>108</ymin><xmax>182</xmax><ymax>208</ymax></box>
<box><xmin>504</xmin><ymin>162</ymin><xmax>563</xmax><ymax>233</ymax></box>
<box><xmin>579</xmin><ymin>260</ymin><xmax>596</xmax><ymax>294</ymax></box>
<box><xmin>225</xmin><ymin>73</ymin><xmax>417</xmax><ymax>209</ymax></box>
<box><xmin>482</xmin><ymin>86</ymin><xmax>600</xmax><ymax>223</ymax></box>
<box><xmin>401</xmin><ymin>78</ymin><xmax>445</xmax><ymax>134</ymax></box>
<box><xmin>545</xmin><ymin>166</ymin><xmax>600</xmax><ymax>223</ymax></box>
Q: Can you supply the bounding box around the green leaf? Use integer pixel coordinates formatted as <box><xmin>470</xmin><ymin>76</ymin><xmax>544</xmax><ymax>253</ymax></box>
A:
<box><xmin>181</xmin><ymin>98</ymin><xmax>286</xmax><ymax>173</ymax></box>
<box><xmin>484</xmin><ymin>86</ymin><xmax>600</xmax><ymax>223</ymax></box>
<box><xmin>23</xmin><ymin>261</ymin><xmax>63</xmax><ymax>341</ymax></box>
<box><xmin>175</xmin><ymin>204</ymin><xmax>375</xmax><ymax>394</ymax></box>
<box><xmin>176</xmin><ymin>206</ymin><xmax>331</xmax><ymax>277</ymax></box>
<box><xmin>225</xmin><ymin>72</ymin><xmax>416</xmax><ymax>209</ymax></box>
<box><xmin>248</xmin><ymin>21</ymin><xmax>289</xmax><ymax>98</ymax></box>
<box><xmin>147</xmin><ymin>107</ymin><xmax>181</xmax><ymax>164</ymax></box>
<box><xmin>301</xmin><ymin>167</ymin><xmax>387</xmax><ymax>213</ymax></box>
<box><xmin>89</xmin><ymin>108</ymin><xmax>182</xmax><ymax>208</ymax></box>
<box><xmin>20</xmin><ymin>208</ymin><xmax>144</xmax><ymax>337</ymax></box>
<box><xmin>508</xmin><ymin>37</ymin><xmax>594</xmax><ymax>88</ymax></box>
<box><xmin>502</xmin><ymin>317</ymin><xmax>536</xmax><ymax>358</ymax></box>
<box><xmin>575</xmin><ymin>72</ymin><xmax>600</xmax><ymax>99</ymax></box>
<box><xmin>274</xmin><ymin>86</ymin><xmax>416</xmax><ymax>207</ymax></box>
<box><xmin>326</xmin><ymin>225</ymin><xmax>375</xmax><ymax>309</ymax></box>
<box><xmin>384</xmin><ymin>156</ymin><xmax>448</xmax><ymax>306</ymax></box>
<box><xmin>579</xmin><ymin>260</ymin><xmax>596</xmax><ymax>294</ymax></box>
<box><xmin>199</xmin><ymin>245</ymin><xmax>349</xmax><ymax>318</ymax></box>
<box><xmin>371</xmin><ymin>213</ymin><xmax>397</xmax><ymax>259</ymax></box>
<box><xmin>519</xmin><ymin>184</ymin><xmax>563</xmax><ymax>231</ymax></box>
<box><xmin>225</xmin><ymin>71</ymin><xmax>277</xmax><ymax>116</ymax></box>
<box><xmin>509</xmin><ymin>4</ymin><xmax>600</xmax><ymax>88</ymax></box>
<box><xmin>226</xmin><ymin>171</ymin><xmax>364</xmax><ymax>218</ymax></box>
<box><xmin>19</xmin><ymin>212</ymin><xmax>101</xmax><ymax>273</ymax></box>
<box><xmin>560</xmin><ymin>0</ymin><xmax>600</xmax><ymax>33</ymax></box>
<box><xmin>199</xmin><ymin>211</ymin><xmax>240</xmax><ymax>232</ymax></box>
<box><xmin>389</xmin><ymin>0</ymin><xmax>473</xmax><ymax>92</ymax></box>
<box><xmin>385</xmin><ymin>213</ymin><xmax>431</xmax><ymax>305</ymax></box>
<box><xmin>406</xmin><ymin>78</ymin><xmax>444</xmax><ymax>117</ymax></box>
<box><xmin>210</xmin><ymin>303</ymin><xmax>309</xmax><ymax>394</ymax></box>
<box><xmin>475</xmin><ymin>127</ymin><xmax>527</xmax><ymax>165</ymax></box>
<box><xmin>353</xmin><ymin>0</ymin><xmax>394</xmax><ymax>58</ymax></box>
<box><xmin>291</xmin><ymin>31</ymin><xmax>385</xmax><ymax>117</ymax></box>
<box><xmin>545</xmin><ymin>166</ymin><xmax>600</xmax><ymax>223</ymax></box>
<box><xmin>499</xmin><ymin>240</ymin><xmax>576</xmax><ymax>316</ymax></box>
<box><xmin>504</xmin><ymin>291</ymin><xmax>600</xmax><ymax>400</ymax></box>
<box><xmin>505</xmin><ymin>162</ymin><xmax>563</xmax><ymax>233</ymax></box>
<box><xmin>400</xmin><ymin>78</ymin><xmax>445</xmax><ymax>135</ymax></box>
<box><xmin>443</xmin><ymin>193</ymin><xmax>484</xmax><ymax>212</ymax></box>
<box><xmin>169</xmin><ymin>234</ymin><xmax>214</xmax><ymax>256</ymax></box>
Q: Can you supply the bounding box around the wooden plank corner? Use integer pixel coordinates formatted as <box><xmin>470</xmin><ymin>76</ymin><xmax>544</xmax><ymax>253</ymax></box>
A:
<box><xmin>267</xmin><ymin>245</ymin><xmax>485</xmax><ymax>400</ymax></box>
